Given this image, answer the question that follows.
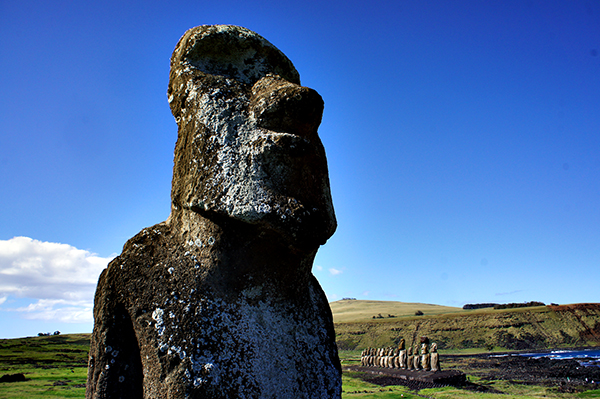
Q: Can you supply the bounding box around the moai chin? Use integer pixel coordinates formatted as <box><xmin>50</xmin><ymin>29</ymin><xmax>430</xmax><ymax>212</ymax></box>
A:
<box><xmin>86</xmin><ymin>25</ymin><xmax>341</xmax><ymax>399</ymax></box>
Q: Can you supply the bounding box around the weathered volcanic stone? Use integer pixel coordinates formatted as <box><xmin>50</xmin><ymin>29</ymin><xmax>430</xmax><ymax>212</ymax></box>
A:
<box><xmin>86</xmin><ymin>25</ymin><xmax>340</xmax><ymax>399</ymax></box>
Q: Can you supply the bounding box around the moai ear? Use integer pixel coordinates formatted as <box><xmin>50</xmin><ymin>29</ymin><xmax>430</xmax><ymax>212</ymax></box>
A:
<box><xmin>172</xmin><ymin>25</ymin><xmax>300</xmax><ymax>86</ymax></box>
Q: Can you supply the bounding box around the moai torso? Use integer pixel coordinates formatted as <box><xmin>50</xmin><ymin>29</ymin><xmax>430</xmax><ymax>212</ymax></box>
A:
<box><xmin>86</xmin><ymin>25</ymin><xmax>340</xmax><ymax>399</ymax></box>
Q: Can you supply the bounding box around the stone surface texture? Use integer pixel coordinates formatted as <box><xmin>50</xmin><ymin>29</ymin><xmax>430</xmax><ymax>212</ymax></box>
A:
<box><xmin>86</xmin><ymin>25</ymin><xmax>340</xmax><ymax>399</ymax></box>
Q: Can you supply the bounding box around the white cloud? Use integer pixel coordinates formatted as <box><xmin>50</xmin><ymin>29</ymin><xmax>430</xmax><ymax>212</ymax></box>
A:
<box><xmin>0</xmin><ymin>237</ymin><xmax>113</xmax><ymax>323</ymax></box>
<box><xmin>314</xmin><ymin>265</ymin><xmax>323</xmax><ymax>271</ymax></box>
<box><xmin>16</xmin><ymin>299</ymin><xmax>94</xmax><ymax>323</ymax></box>
<box><xmin>329</xmin><ymin>268</ymin><xmax>342</xmax><ymax>276</ymax></box>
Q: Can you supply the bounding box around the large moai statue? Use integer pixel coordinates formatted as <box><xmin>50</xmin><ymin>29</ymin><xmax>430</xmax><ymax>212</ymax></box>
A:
<box><xmin>398</xmin><ymin>338</ymin><xmax>407</xmax><ymax>369</ymax></box>
<box><xmin>412</xmin><ymin>345</ymin><xmax>421</xmax><ymax>370</ymax></box>
<box><xmin>407</xmin><ymin>347</ymin><xmax>414</xmax><ymax>371</ymax></box>
<box><xmin>369</xmin><ymin>347</ymin><xmax>376</xmax><ymax>366</ymax></box>
<box><xmin>430</xmin><ymin>343</ymin><xmax>440</xmax><ymax>372</ymax></box>
<box><xmin>360</xmin><ymin>348</ymin><xmax>367</xmax><ymax>366</ymax></box>
<box><xmin>383</xmin><ymin>347</ymin><xmax>390</xmax><ymax>368</ymax></box>
<box><xmin>86</xmin><ymin>25</ymin><xmax>341</xmax><ymax>399</ymax></box>
<box><xmin>420</xmin><ymin>342</ymin><xmax>431</xmax><ymax>371</ymax></box>
<box><xmin>392</xmin><ymin>347</ymin><xmax>400</xmax><ymax>368</ymax></box>
<box><xmin>387</xmin><ymin>347</ymin><xmax>395</xmax><ymax>368</ymax></box>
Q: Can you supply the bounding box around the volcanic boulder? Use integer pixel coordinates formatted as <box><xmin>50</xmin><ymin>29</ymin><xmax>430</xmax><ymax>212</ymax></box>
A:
<box><xmin>86</xmin><ymin>25</ymin><xmax>341</xmax><ymax>399</ymax></box>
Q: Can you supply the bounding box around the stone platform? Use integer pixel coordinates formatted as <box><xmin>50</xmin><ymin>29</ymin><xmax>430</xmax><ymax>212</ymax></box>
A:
<box><xmin>344</xmin><ymin>365</ymin><xmax>466</xmax><ymax>387</ymax></box>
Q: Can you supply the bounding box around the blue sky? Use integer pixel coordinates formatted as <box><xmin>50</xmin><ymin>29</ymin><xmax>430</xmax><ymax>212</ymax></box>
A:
<box><xmin>1</xmin><ymin>0</ymin><xmax>599</xmax><ymax>338</ymax></box>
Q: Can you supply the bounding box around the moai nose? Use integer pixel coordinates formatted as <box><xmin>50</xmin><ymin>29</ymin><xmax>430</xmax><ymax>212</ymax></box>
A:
<box><xmin>250</xmin><ymin>74</ymin><xmax>324</xmax><ymax>139</ymax></box>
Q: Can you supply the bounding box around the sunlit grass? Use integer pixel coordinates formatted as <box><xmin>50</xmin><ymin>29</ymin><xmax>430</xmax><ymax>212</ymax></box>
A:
<box><xmin>2</xmin><ymin>334</ymin><xmax>598</xmax><ymax>398</ymax></box>
<box><xmin>342</xmin><ymin>371</ymin><xmax>418</xmax><ymax>398</ymax></box>
<box><xmin>578</xmin><ymin>389</ymin><xmax>600</xmax><ymax>398</ymax></box>
<box><xmin>0</xmin><ymin>366</ymin><xmax>87</xmax><ymax>398</ymax></box>
<box><xmin>0</xmin><ymin>334</ymin><xmax>89</xmax><ymax>399</ymax></box>
<box><xmin>330</xmin><ymin>299</ymin><xmax>463</xmax><ymax>323</ymax></box>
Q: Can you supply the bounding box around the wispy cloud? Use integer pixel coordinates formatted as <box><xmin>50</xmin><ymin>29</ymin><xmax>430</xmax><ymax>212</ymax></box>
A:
<box><xmin>495</xmin><ymin>290</ymin><xmax>523</xmax><ymax>297</ymax></box>
<box><xmin>329</xmin><ymin>268</ymin><xmax>342</xmax><ymax>276</ymax></box>
<box><xmin>0</xmin><ymin>237</ymin><xmax>113</xmax><ymax>323</ymax></box>
<box><xmin>314</xmin><ymin>265</ymin><xmax>323</xmax><ymax>271</ymax></box>
<box><xmin>16</xmin><ymin>299</ymin><xmax>94</xmax><ymax>323</ymax></box>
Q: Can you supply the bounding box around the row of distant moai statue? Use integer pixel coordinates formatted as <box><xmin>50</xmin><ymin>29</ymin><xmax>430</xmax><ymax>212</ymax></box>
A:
<box><xmin>360</xmin><ymin>337</ymin><xmax>440</xmax><ymax>372</ymax></box>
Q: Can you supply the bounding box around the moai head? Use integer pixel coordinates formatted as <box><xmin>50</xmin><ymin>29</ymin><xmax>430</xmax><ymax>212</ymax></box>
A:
<box><xmin>167</xmin><ymin>25</ymin><xmax>336</xmax><ymax>251</ymax></box>
<box><xmin>431</xmin><ymin>343</ymin><xmax>438</xmax><ymax>353</ymax></box>
<box><xmin>399</xmin><ymin>338</ymin><xmax>405</xmax><ymax>350</ymax></box>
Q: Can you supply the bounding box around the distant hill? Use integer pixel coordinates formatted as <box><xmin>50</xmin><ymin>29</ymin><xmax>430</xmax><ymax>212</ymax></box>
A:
<box><xmin>329</xmin><ymin>299</ymin><xmax>462</xmax><ymax>323</ymax></box>
<box><xmin>331</xmin><ymin>300</ymin><xmax>600</xmax><ymax>351</ymax></box>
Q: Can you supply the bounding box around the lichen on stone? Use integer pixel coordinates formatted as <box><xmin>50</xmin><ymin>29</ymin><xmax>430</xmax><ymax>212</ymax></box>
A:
<box><xmin>87</xmin><ymin>25</ymin><xmax>340</xmax><ymax>399</ymax></box>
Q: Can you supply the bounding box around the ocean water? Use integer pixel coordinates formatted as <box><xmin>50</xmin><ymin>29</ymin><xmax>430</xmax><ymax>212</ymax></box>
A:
<box><xmin>520</xmin><ymin>349</ymin><xmax>600</xmax><ymax>367</ymax></box>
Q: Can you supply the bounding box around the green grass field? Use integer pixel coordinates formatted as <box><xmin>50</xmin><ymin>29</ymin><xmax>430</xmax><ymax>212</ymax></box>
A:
<box><xmin>2</xmin><ymin>300</ymin><xmax>600</xmax><ymax>398</ymax></box>
<box><xmin>0</xmin><ymin>334</ymin><xmax>88</xmax><ymax>398</ymax></box>
<box><xmin>1</xmin><ymin>336</ymin><xmax>599</xmax><ymax>398</ymax></box>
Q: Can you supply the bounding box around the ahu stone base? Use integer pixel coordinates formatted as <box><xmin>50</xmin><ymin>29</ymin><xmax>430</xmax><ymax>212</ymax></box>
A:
<box><xmin>344</xmin><ymin>365</ymin><xmax>466</xmax><ymax>388</ymax></box>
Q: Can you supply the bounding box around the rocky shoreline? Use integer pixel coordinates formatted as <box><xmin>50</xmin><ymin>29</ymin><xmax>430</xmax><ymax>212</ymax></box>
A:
<box><xmin>457</xmin><ymin>352</ymin><xmax>600</xmax><ymax>394</ymax></box>
<box><xmin>347</xmin><ymin>349</ymin><xmax>600</xmax><ymax>394</ymax></box>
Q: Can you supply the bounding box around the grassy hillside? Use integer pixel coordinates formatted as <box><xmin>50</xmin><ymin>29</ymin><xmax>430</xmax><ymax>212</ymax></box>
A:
<box><xmin>332</xmin><ymin>301</ymin><xmax>600</xmax><ymax>351</ymax></box>
<box><xmin>0</xmin><ymin>334</ymin><xmax>89</xmax><ymax>398</ymax></box>
<box><xmin>1</xmin><ymin>316</ymin><xmax>599</xmax><ymax>398</ymax></box>
<box><xmin>330</xmin><ymin>299</ymin><xmax>462</xmax><ymax>323</ymax></box>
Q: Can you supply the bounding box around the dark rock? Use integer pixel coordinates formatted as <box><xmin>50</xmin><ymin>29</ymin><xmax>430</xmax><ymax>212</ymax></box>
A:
<box><xmin>86</xmin><ymin>25</ymin><xmax>340</xmax><ymax>399</ymax></box>
<box><xmin>0</xmin><ymin>373</ymin><xmax>28</xmax><ymax>383</ymax></box>
<box><xmin>483</xmin><ymin>356</ymin><xmax>600</xmax><ymax>383</ymax></box>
